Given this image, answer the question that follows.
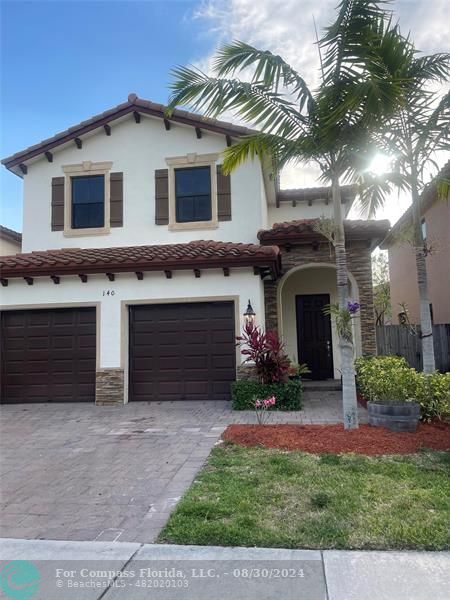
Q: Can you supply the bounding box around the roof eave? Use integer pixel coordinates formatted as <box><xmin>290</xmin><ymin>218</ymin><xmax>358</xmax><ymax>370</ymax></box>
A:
<box><xmin>0</xmin><ymin>253</ymin><xmax>280</xmax><ymax>281</ymax></box>
<box><xmin>1</xmin><ymin>95</ymin><xmax>257</xmax><ymax>175</ymax></box>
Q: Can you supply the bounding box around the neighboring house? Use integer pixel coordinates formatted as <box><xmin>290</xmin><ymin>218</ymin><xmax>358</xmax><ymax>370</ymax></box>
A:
<box><xmin>0</xmin><ymin>225</ymin><xmax>21</xmax><ymax>255</ymax></box>
<box><xmin>381</xmin><ymin>161</ymin><xmax>450</xmax><ymax>325</ymax></box>
<box><xmin>0</xmin><ymin>93</ymin><xmax>389</xmax><ymax>405</ymax></box>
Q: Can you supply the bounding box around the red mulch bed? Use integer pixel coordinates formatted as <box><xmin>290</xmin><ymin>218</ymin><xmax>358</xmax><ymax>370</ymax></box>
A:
<box><xmin>222</xmin><ymin>422</ymin><xmax>450</xmax><ymax>455</ymax></box>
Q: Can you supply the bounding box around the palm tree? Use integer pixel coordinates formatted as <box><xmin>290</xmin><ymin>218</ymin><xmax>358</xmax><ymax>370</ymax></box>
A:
<box><xmin>359</xmin><ymin>47</ymin><xmax>450</xmax><ymax>373</ymax></box>
<box><xmin>167</xmin><ymin>0</ymin><xmax>409</xmax><ymax>429</ymax></box>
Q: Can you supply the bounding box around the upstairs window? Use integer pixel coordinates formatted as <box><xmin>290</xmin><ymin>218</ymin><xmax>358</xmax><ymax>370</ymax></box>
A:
<box><xmin>71</xmin><ymin>175</ymin><xmax>105</xmax><ymax>229</ymax></box>
<box><xmin>175</xmin><ymin>166</ymin><xmax>212</xmax><ymax>223</ymax></box>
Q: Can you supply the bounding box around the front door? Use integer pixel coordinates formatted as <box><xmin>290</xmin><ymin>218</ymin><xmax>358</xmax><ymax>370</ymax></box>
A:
<box><xmin>296</xmin><ymin>294</ymin><xmax>334</xmax><ymax>380</ymax></box>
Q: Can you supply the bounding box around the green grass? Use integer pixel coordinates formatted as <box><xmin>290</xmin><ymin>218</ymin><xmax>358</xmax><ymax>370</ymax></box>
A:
<box><xmin>158</xmin><ymin>445</ymin><xmax>450</xmax><ymax>550</ymax></box>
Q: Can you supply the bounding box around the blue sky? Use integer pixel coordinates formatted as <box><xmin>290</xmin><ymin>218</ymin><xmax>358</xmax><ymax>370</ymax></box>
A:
<box><xmin>1</xmin><ymin>0</ymin><xmax>448</xmax><ymax>232</ymax></box>
<box><xmin>1</xmin><ymin>0</ymin><xmax>211</xmax><ymax>230</ymax></box>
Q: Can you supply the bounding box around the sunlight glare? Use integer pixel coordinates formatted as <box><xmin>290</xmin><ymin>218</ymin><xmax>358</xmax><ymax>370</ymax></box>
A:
<box><xmin>368</xmin><ymin>153</ymin><xmax>392</xmax><ymax>175</ymax></box>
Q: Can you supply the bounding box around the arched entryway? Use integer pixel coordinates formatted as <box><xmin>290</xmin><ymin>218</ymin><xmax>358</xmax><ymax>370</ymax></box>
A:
<box><xmin>278</xmin><ymin>263</ymin><xmax>361</xmax><ymax>379</ymax></box>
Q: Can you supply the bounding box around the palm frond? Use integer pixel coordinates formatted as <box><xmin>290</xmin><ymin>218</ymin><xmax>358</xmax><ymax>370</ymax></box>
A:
<box><xmin>357</xmin><ymin>171</ymin><xmax>410</xmax><ymax>217</ymax></box>
<box><xmin>414</xmin><ymin>89</ymin><xmax>450</xmax><ymax>163</ymax></box>
<box><xmin>221</xmin><ymin>133</ymin><xmax>319</xmax><ymax>175</ymax></box>
<box><xmin>320</xmin><ymin>0</ymin><xmax>393</xmax><ymax>84</ymax></box>
<box><xmin>407</xmin><ymin>53</ymin><xmax>450</xmax><ymax>85</ymax></box>
<box><xmin>167</xmin><ymin>66</ymin><xmax>307</xmax><ymax>137</ymax></box>
<box><xmin>214</xmin><ymin>41</ymin><xmax>314</xmax><ymax>113</ymax></box>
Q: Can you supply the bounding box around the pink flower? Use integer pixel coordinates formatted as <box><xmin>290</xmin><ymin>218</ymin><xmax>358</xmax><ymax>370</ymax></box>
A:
<box><xmin>255</xmin><ymin>399</ymin><xmax>261</xmax><ymax>408</ymax></box>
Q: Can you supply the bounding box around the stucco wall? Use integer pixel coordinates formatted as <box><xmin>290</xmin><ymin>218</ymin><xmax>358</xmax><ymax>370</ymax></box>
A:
<box><xmin>0</xmin><ymin>268</ymin><xmax>265</xmax><ymax>402</ymax></box>
<box><xmin>280</xmin><ymin>266</ymin><xmax>342</xmax><ymax>377</ymax></box>
<box><xmin>267</xmin><ymin>202</ymin><xmax>334</xmax><ymax>225</ymax></box>
<box><xmin>0</xmin><ymin>237</ymin><xmax>21</xmax><ymax>256</ymax></box>
<box><xmin>389</xmin><ymin>199</ymin><xmax>450</xmax><ymax>324</ymax></box>
<box><xmin>21</xmin><ymin>115</ymin><xmax>267</xmax><ymax>252</ymax></box>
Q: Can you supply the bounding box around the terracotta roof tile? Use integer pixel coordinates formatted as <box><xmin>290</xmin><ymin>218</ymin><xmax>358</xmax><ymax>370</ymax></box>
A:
<box><xmin>258</xmin><ymin>219</ymin><xmax>390</xmax><ymax>247</ymax></box>
<box><xmin>0</xmin><ymin>240</ymin><xmax>280</xmax><ymax>279</ymax></box>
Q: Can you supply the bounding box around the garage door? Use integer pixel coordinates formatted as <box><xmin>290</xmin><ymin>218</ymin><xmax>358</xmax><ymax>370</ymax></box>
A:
<box><xmin>129</xmin><ymin>301</ymin><xmax>236</xmax><ymax>401</ymax></box>
<box><xmin>1</xmin><ymin>308</ymin><xmax>96</xmax><ymax>403</ymax></box>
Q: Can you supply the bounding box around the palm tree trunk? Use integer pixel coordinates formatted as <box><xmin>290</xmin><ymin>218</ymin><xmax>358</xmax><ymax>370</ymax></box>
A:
<box><xmin>411</xmin><ymin>170</ymin><xmax>435</xmax><ymax>373</ymax></box>
<box><xmin>331</xmin><ymin>174</ymin><xmax>359</xmax><ymax>429</ymax></box>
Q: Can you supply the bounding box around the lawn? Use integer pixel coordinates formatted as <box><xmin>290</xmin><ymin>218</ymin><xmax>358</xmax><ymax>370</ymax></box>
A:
<box><xmin>158</xmin><ymin>444</ymin><xmax>450</xmax><ymax>550</ymax></box>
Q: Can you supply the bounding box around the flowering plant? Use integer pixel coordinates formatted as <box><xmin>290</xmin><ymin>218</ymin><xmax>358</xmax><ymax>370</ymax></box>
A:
<box><xmin>347</xmin><ymin>301</ymin><xmax>360</xmax><ymax>314</ymax></box>
<box><xmin>324</xmin><ymin>301</ymin><xmax>360</xmax><ymax>342</ymax></box>
<box><xmin>254</xmin><ymin>395</ymin><xmax>276</xmax><ymax>424</ymax></box>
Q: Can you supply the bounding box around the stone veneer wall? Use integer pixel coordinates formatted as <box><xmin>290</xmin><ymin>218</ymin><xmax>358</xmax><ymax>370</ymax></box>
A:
<box><xmin>236</xmin><ymin>363</ymin><xmax>259</xmax><ymax>381</ymax></box>
<box><xmin>264</xmin><ymin>240</ymin><xmax>376</xmax><ymax>355</ymax></box>
<box><xmin>95</xmin><ymin>369</ymin><xmax>125</xmax><ymax>405</ymax></box>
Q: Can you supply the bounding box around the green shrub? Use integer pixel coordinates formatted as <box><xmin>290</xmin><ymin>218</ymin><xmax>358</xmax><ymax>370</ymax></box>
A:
<box><xmin>413</xmin><ymin>371</ymin><xmax>450</xmax><ymax>423</ymax></box>
<box><xmin>355</xmin><ymin>355</ymin><xmax>416</xmax><ymax>403</ymax></box>
<box><xmin>355</xmin><ymin>355</ymin><xmax>450</xmax><ymax>422</ymax></box>
<box><xmin>231</xmin><ymin>379</ymin><xmax>302</xmax><ymax>411</ymax></box>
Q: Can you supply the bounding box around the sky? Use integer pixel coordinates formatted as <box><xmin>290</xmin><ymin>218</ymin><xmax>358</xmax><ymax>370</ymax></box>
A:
<box><xmin>1</xmin><ymin>0</ymin><xmax>449</xmax><ymax>232</ymax></box>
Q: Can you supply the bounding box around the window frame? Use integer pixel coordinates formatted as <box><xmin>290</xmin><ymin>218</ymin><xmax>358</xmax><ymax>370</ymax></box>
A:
<box><xmin>63</xmin><ymin>161</ymin><xmax>113</xmax><ymax>236</ymax></box>
<box><xmin>174</xmin><ymin>165</ymin><xmax>212</xmax><ymax>223</ymax></box>
<box><xmin>166</xmin><ymin>153</ymin><xmax>219</xmax><ymax>231</ymax></box>
<box><xmin>71</xmin><ymin>174</ymin><xmax>106</xmax><ymax>230</ymax></box>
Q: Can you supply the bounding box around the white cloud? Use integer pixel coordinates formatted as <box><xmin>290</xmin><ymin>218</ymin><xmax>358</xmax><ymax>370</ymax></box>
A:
<box><xmin>191</xmin><ymin>0</ymin><xmax>449</xmax><ymax>225</ymax></box>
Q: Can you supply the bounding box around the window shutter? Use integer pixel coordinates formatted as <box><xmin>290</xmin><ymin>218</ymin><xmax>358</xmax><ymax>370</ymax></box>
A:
<box><xmin>217</xmin><ymin>165</ymin><xmax>231</xmax><ymax>221</ymax></box>
<box><xmin>51</xmin><ymin>177</ymin><xmax>65</xmax><ymax>231</ymax></box>
<box><xmin>155</xmin><ymin>169</ymin><xmax>169</xmax><ymax>225</ymax></box>
<box><xmin>110</xmin><ymin>172</ymin><xmax>123</xmax><ymax>227</ymax></box>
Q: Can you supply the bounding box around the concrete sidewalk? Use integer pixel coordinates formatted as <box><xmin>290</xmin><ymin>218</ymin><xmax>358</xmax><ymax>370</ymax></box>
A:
<box><xmin>1</xmin><ymin>538</ymin><xmax>448</xmax><ymax>600</ymax></box>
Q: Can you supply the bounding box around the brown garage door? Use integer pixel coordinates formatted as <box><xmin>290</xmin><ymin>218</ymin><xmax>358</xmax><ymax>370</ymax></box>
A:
<box><xmin>129</xmin><ymin>301</ymin><xmax>236</xmax><ymax>401</ymax></box>
<box><xmin>1</xmin><ymin>308</ymin><xmax>96</xmax><ymax>403</ymax></box>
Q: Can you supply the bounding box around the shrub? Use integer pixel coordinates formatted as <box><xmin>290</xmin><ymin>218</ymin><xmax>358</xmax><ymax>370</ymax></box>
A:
<box><xmin>236</xmin><ymin>322</ymin><xmax>290</xmax><ymax>383</ymax></box>
<box><xmin>231</xmin><ymin>379</ymin><xmax>302</xmax><ymax>411</ymax></box>
<box><xmin>413</xmin><ymin>371</ymin><xmax>450</xmax><ymax>423</ymax></box>
<box><xmin>355</xmin><ymin>355</ymin><xmax>416</xmax><ymax>403</ymax></box>
<box><xmin>355</xmin><ymin>355</ymin><xmax>450</xmax><ymax>422</ymax></box>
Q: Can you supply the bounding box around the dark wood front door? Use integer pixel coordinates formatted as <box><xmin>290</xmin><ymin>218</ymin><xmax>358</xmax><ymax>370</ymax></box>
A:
<box><xmin>296</xmin><ymin>294</ymin><xmax>333</xmax><ymax>380</ymax></box>
<box><xmin>1</xmin><ymin>308</ymin><xmax>96</xmax><ymax>403</ymax></box>
<box><xmin>129</xmin><ymin>301</ymin><xmax>236</xmax><ymax>401</ymax></box>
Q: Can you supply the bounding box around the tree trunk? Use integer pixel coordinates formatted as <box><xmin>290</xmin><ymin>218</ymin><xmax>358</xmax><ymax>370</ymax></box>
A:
<box><xmin>411</xmin><ymin>171</ymin><xmax>435</xmax><ymax>373</ymax></box>
<box><xmin>332</xmin><ymin>174</ymin><xmax>359</xmax><ymax>429</ymax></box>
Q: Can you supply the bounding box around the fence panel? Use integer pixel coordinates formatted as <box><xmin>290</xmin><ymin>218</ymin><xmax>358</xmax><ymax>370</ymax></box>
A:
<box><xmin>376</xmin><ymin>324</ymin><xmax>450</xmax><ymax>373</ymax></box>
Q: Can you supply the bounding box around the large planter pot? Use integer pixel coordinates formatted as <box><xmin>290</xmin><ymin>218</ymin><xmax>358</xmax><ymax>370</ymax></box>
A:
<box><xmin>367</xmin><ymin>401</ymin><xmax>420</xmax><ymax>432</ymax></box>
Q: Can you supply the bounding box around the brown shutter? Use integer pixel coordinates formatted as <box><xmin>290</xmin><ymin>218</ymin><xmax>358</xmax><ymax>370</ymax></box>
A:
<box><xmin>110</xmin><ymin>172</ymin><xmax>123</xmax><ymax>227</ymax></box>
<box><xmin>155</xmin><ymin>169</ymin><xmax>169</xmax><ymax>225</ymax></box>
<box><xmin>51</xmin><ymin>177</ymin><xmax>65</xmax><ymax>231</ymax></box>
<box><xmin>217</xmin><ymin>165</ymin><xmax>231</xmax><ymax>221</ymax></box>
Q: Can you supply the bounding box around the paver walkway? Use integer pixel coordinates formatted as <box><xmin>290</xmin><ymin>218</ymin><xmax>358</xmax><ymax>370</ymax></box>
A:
<box><xmin>1</xmin><ymin>538</ymin><xmax>448</xmax><ymax>600</ymax></box>
<box><xmin>0</xmin><ymin>394</ymin><xmax>366</xmax><ymax>543</ymax></box>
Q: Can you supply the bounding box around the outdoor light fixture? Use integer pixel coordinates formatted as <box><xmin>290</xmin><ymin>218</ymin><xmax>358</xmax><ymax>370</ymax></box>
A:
<box><xmin>243</xmin><ymin>299</ymin><xmax>256</xmax><ymax>324</ymax></box>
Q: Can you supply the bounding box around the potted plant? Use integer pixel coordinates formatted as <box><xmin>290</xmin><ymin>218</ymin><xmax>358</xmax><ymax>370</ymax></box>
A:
<box><xmin>356</xmin><ymin>357</ymin><xmax>420</xmax><ymax>432</ymax></box>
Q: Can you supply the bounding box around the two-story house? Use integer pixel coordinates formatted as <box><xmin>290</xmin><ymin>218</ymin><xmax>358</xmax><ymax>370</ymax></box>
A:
<box><xmin>0</xmin><ymin>94</ymin><xmax>389</xmax><ymax>405</ymax></box>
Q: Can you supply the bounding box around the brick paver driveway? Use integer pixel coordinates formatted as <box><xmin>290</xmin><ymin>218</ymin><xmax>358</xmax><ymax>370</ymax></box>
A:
<box><xmin>0</xmin><ymin>397</ymin><xmax>366</xmax><ymax>543</ymax></box>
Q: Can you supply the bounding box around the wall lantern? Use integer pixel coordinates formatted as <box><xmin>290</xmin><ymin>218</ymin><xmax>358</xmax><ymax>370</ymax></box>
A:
<box><xmin>243</xmin><ymin>299</ymin><xmax>256</xmax><ymax>324</ymax></box>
